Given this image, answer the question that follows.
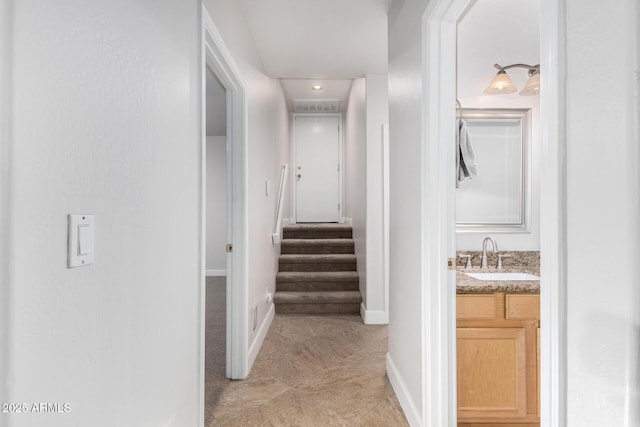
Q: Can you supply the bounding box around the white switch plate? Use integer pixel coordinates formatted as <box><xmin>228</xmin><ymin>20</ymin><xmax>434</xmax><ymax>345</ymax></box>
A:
<box><xmin>68</xmin><ymin>214</ymin><xmax>94</xmax><ymax>268</ymax></box>
<box><xmin>265</xmin><ymin>180</ymin><xmax>271</xmax><ymax>196</ymax></box>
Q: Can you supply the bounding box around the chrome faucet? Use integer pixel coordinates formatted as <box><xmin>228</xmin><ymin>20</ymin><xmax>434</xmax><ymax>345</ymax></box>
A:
<box><xmin>481</xmin><ymin>237</ymin><xmax>498</xmax><ymax>269</ymax></box>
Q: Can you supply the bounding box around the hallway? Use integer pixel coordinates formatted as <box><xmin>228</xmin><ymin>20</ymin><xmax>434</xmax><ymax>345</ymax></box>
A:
<box><xmin>205</xmin><ymin>277</ymin><xmax>407</xmax><ymax>426</ymax></box>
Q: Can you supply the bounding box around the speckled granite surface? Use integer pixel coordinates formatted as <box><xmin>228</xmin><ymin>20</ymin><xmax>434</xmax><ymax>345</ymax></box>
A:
<box><xmin>456</xmin><ymin>250</ymin><xmax>540</xmax><ymax>269</ymax></box>
<box><xmin>456</xmin><ymin>251</ymin><xmax>540</xmax><ymax>294</ymax></box>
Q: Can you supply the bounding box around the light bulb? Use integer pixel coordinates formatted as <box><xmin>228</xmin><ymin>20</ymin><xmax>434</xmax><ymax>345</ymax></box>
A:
<box><xmin>519</xmin><ymin>72</ymin><xmax>540</xmax><ymax>96</ymax></box>
<box><xmin>484</xmin><ymin>70</ymin><xmax>517</xmax><ymax>95</ymax></box>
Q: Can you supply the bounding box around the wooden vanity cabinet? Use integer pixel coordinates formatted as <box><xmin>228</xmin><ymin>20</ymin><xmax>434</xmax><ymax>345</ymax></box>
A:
<box><xmin>457</xmin><ymin>293</ymin><xmax>540</xmax><ymax>426</ymax></box>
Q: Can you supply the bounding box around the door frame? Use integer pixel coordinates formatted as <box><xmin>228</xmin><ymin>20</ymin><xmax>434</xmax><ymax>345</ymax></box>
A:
<box><xmin>201</xmin><ymin>4</ymin><xmax>249</xmax><ymax>393</ymax></box>
<box><xmin>421</xmin><ymin>0</ymin><xmax>567</xmax><ymax>426</ymax></box>
<box><xmin>291</xmin><ymin>113</ymin><xmax>344</xmax><ymax>223</ymax></box>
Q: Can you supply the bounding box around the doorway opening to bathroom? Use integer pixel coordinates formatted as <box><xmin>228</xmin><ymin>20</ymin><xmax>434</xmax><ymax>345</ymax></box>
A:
<box><xmin>421</xmin><ymin>0</ymin><xmax>566</xmax><ymax>425</ymax></box>
<box><xmin>455</xmin><ymin>1</ymin><xmax>541</xmax><ymax>425</ymax></box>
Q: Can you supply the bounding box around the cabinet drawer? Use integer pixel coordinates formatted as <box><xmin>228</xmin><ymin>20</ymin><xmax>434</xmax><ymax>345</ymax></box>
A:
<box><xmin>505</xmin><ymin>294</ymin><xmax>540</xmax><ymax>320</ymax></box>
<box><xmin>457</xmin><ymin>294</ymin><xmax>498</xmax><ymax>320</ymax></box>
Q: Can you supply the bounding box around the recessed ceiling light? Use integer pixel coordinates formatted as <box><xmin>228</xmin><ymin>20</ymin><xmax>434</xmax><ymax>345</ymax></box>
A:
<box><xmin>312</xmin><ymin>85</ymin><xmax>322</xmax><ymax>90</ymax></box>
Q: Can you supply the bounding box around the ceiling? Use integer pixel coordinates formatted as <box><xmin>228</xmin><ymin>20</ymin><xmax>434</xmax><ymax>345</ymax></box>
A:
<box><xmin>239</xmin><ymin>0</ymin><xmax>392</xmax><ymax>111</ymax></box>
<box><xmin>239</xmin><ymin>0</ymin><xmax>392</xmax><ymax>79</ymax></box>
<box><xmin>233</xmin><ymin>0</ymin><xmax>539</xmax><ymax>112</ymax></box>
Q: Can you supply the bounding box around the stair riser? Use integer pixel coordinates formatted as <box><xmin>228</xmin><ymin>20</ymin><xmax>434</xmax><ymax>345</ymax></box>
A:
<box><xmin>276</xmin><ymin>281</ymin><xmax>360</xmax><ymax>292</ymax></box>
<box><xmin>275</xmin><ymin>303</ymin><xmax>360</xmax><ymax>315</ymax></box>
<box><xmin>281</xmin><ymin>245</ymin><xmax>354</xmax><ymax>255</ymax></box>
<box><xmin>283</xmin><ymin>230</ymin><xmax>352</xmax><ymax>239</ymax></box>
<box><xmin>279</xmin><ymin>262</ymin><xmax>357</xmax><ymax>272</ymax></box>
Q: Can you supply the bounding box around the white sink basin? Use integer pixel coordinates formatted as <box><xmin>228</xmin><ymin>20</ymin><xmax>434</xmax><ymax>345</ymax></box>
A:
<box><xmin>464</xmin><ymin>272</ymin><xmax>540</xmax><ymax>281</ymax></box>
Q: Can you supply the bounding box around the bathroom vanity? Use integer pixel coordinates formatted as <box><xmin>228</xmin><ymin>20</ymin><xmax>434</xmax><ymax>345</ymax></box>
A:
<box><xmin>456</xmin><ymin>269</ymin><xmax>540</xmax><ymax>427</ymax></box>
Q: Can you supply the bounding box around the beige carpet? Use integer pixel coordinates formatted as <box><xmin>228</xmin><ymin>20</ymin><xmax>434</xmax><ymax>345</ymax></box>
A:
<box><xmin>204</xmin><ymin>276</ymin><xmax>228</xmax><ymax>426</ymax></box>
<box><xmin>275</xmin><ymin>224</ymin><xmax>362</xmax><ymax>315</ymax></box>
<box><xmin>206</xmin><ymin>312</ymin><xmax>408</xmax><ymax>426</ymax></box>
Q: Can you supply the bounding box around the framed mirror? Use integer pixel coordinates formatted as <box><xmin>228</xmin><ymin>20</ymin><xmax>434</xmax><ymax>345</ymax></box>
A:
<box><xmin>456</xmin><ymin>108</ymin><xmax>531</xmax><ymax>233</ymax></box>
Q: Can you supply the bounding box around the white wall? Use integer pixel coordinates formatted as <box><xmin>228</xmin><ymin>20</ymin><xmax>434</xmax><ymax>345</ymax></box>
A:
<box><xmin>204</xmin><ymin>0</ymin><xmax>290</xmax><ymax>360</ymax></box>
<box><xmin>345</xmin><ymin>78</ymin><xmax>368</xmax><ymax>306</ymax></box>
<box><xmin>344</xmin><ymin>75</ymin><xmax>389</xmax><ymax>325</ymax></box>
<box><xmin>364</xmin><ymin>74</ymin><xmax>389</xmax><ymax>323</ymax></box>
<box><xmin>386</xmin><ymin>0</ymin><xmax>430</xmax><ymax>422</ymax></box>
<box><xmin>565</xmin><ymin>0</ymin><xmax>640</xmax><ymax>425</ymax></box>
<box><xmin>387</xmin><ymin>0</ymin><xmax>640</xmax><ymax>425</ymax></box>
<box><xmin>0</xmin><ymin>0</ymin><xmax>11</xmax><ymax>411</ymax></box>
<box><xmin>2</xmin><ymin>1</ymin><xmax>201</xmax><ymax>426</ymax></box>
<box><xmin>456</xmin><ymin>0</ymin><xmax>540</xmax><ymax>251</ymax></box>
<box><xmin>206</xmin><ymin>136</ymin><xmax>227</xmax><ymax>273</ymax></box>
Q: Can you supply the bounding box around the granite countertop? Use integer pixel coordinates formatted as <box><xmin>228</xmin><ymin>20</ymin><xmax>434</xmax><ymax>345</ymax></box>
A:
<box><xmin>456</xmin><ymin>267</ymin><xmax>540</xmax><ymax>294</ymax></box>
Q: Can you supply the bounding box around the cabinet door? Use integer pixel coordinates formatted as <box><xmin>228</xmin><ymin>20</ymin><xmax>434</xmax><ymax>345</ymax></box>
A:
<box><xmin>457</xmin><ymin>327</ymin><xmax>527</xmax><ymax>419</ymax></box>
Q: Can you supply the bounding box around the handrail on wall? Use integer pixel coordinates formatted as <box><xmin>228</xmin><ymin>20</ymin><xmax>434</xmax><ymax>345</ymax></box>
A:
<box><xmin>272</xmin><ymin>164</ymin><xmax>289</xmax><ymax>244</ymax></box>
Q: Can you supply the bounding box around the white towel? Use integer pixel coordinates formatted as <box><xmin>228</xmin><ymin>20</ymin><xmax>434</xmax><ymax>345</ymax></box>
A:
<box><xmin>457</xmin><ymin>119</ymin><xmax>479</xmax><ymax>185</ymax></box>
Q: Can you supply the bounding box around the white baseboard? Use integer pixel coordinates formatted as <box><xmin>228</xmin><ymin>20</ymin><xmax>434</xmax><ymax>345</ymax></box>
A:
<box><xmin>341</xmin><ymin>217</ymin><xmax>353</xmax><ymax>224</ymax></box>
<box><xmin>205</xmin><ymin>269</ymin><xmax>226</xmax><ymax>276</ymax></box>
<box><xmin>283</xmin><ymin>217</ymin><xmax>293</xmax><ymax>226</ymax></box>
<box><xmin>247</xmin><ymin>303</ymin><xmax>275</xmax><ymax>371</ymax></box>
<box><xmin>360</xmin><ymin>303</ymin><xmax>389</xmax><ymax>324</ymax></box>
<box><xmin>386</xmin><ymin>353</ymin><xmax>421</xmax><ymax>427</ymax></box>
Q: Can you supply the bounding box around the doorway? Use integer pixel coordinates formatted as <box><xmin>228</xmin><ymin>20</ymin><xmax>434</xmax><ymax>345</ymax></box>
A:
<box><xmin>204</xmin><ymin>65</ymin><xmax>228</xmax><ymax>424</ymax></box>
<box><xmin>201</xmin><ymin>6</ymin><xmax>250</xmax><ymax>394</ymax></box>
<box><xmin>455</xmin><ymin>1</ymin><xmax>541</xmax><ymax>425</ymax></box>
<box><xmin>421</xmin><ymin>0</ymin><xmax>566</xmax><ymax>425</ymax></box>
<box><xmin>292</xmin><ymin>114</ymin><xmax>343</xmax><ymax>223</ymax></box>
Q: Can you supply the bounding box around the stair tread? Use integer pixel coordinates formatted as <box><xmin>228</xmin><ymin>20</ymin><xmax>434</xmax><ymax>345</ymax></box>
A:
<box><xmin>274</xmin><ymin>291</ymin><xmax>362</xmax><ymax>304</ymax></box>
<box><xmin>283</xmin><ymin>224</ymin><xmax>352</xmax><ymax>240</ymax></box>
<box><xmin>277</xmin><ymin>271</ymin><xmax>359</xmax><ymax>281</ymax></box>
<box><xmin>282</xmin><ymin>239</ymin><xmax>354</xmax><ymax>245</ymax></box>
<box><xmin>284</xmin><ymin>223</ymin><xmax>352</xmax><ymax>230</ymax></box>
<box><xmin>279</xmin><ymin>254</ymin><xmax>356</xmax><ymax>262</ymax></box>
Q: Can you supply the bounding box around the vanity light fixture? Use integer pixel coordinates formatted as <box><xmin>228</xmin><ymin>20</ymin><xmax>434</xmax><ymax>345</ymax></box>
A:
<box><xmin>311</xmin><ymin>85</ymin><xmax>322</xmax><ymax>90</ymax></box>
<box><xmin>484</xmin><ymin>63</ymin><xmax>540</xmax><ymax>96</ymax></box>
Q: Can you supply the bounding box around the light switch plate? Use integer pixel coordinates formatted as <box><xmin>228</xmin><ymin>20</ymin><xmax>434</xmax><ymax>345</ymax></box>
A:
<box><xmin>68</xmin><ymin>214</ymin><xmax>94</xmax><ymax>268</ymax></box>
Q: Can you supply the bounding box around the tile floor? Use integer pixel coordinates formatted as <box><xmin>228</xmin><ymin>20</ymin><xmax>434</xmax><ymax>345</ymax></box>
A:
<box><xmin>205</xmin><ymin>278</ymin><xmax>408</xmax><ymax>426</ymax></box>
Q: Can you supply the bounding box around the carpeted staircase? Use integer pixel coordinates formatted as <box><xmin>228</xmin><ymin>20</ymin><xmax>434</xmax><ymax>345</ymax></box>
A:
<box><xmin>274</xmin><ymin>223</ymin><xmax>362</xmax><ymax>314</ymax></box>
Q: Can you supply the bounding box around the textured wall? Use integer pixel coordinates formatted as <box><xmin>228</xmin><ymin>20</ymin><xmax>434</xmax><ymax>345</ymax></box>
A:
<box><xmin>565</xmin><ymin>0</ymin><xmax>640</xmax><ymax>425</ymax></box>
<box><xmin>4</xmin><ymin>0</ymin><xmax>202</xmax><ymax>425</ymax></box>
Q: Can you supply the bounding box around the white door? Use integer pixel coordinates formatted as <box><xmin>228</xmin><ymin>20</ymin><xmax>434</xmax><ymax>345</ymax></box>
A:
<box><xmin>294</xmin><ymin>115</ymin><xmax>341</xmax><ymax>222</ymax></box>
